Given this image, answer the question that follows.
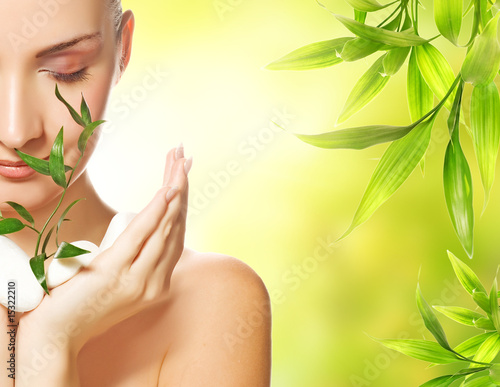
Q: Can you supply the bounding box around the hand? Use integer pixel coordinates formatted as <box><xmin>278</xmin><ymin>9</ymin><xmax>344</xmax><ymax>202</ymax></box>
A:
<box><xmin>16</xmin><ymin>145</ymin><xmax>190</xmax><ymax>384</ymax></box>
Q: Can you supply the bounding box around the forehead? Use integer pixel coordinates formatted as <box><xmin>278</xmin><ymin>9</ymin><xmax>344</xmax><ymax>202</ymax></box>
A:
<box><xmin>0</xmin><ymin>0</ymin><xmax>111</xmax><ymax>56</ymax></box>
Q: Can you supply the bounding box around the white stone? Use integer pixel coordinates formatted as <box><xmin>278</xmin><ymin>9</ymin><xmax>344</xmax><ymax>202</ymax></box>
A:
<box><xmin>0</xmin><ymin>236</ymin><xmax>45</xmax><ymax>313</ymax></box>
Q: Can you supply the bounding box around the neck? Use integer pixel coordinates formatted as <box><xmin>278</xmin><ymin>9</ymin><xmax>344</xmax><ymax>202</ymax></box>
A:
<box><xmin>4</xmin><ymin>171</ymin><xmax>117</xmax><ymax>258</ymax></box>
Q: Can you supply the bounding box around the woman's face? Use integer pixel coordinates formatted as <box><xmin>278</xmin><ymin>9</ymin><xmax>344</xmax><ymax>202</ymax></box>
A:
<box><xmin>0</xmin><ymin>0</ymin><xmax>129</xmax><ymax>212</ymax></box>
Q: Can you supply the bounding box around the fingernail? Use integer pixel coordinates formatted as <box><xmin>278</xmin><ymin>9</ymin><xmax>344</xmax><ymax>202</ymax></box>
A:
<box><xmin>175</xmin><ymin>142</ymin><xmax>184</xmax><ymax>160</ymax></box>
<box><xmin>166</xmin><ymin>186</ymin><xmax>179</xmax><ymax>202</ymax></box>
<box><xmin>184</xmin><ymin>156</ymin><xmax>193</xmax><ymax>176</ymax></box>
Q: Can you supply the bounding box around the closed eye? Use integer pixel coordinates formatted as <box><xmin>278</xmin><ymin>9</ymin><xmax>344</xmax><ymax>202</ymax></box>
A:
<box><xmin>41</xmin><ymin>68</ymin><xmax>90</xmax><ymax>83</ymax></box>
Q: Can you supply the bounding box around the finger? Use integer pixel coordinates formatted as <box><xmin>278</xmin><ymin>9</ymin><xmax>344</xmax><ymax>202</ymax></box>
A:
<box><xmin>129</xmin><ymin>157</ymin><xmax>189</xmax><ymax>278</ymax></box>
<box><xmin>162</xmin><ymin>147</ymin><xmax>177</xmax><ymax>186</ymax></box>
<box><xmin>97</xmin><ymin>159</ymin><xmax>186</xmax><ymax>268</ymax></box>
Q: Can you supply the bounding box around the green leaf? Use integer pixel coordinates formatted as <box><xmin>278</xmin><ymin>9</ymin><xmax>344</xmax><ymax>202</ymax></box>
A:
<box><xmin>447</xmin><ymin>79</ymin><xmax>464</xmax><ymax>138</ymax></box>
<box><xmin>470</xmin><ymin>332</ymin><xmax>500</xmax><ymax>367</ymax></box>
<box><xmin>420</xmin><ymin>368</ymin><xmax>489</xmax><ymax>387</ymax></box>
<box><xmin>54</xmin><ymin>242</ymin><xmax>91</xmax><ymax>259</ymax></box>
<box><xmin>41</xmin><ymin>225</ymin><xmax>56</xmax><ymax>255</ymax></box>
<box><xmin>338</xmin><ymin>55</ymin><xmax>390</xmax><ymax>124</ymax></box>
<box><xmin>461</xmin><ymin>13</ymin><xmax>500</xmax><ymax>86</ymax></box>
<box><xmin>15</xmin><ymin>149</ymin><xmax>50</xmax><ymax>175</ymax></box>
<box><xmin>55</xmin><ymin>198</ymin><xmax>85</xmax><ymax>246</ymax></box>
<box><xmin>470</xmin><ymin>82</ymin><xmax>500</xmax><ymax>208</ymax></box>
<box><xmin>416</xmin><ymin>284</ymin><xmax>452</xmax><ymax>351</ymax></box>
<box><xmin>448</xmin><ymin>251</ymin><xmax>487</xmax><ymax>294</ymax></box>
<box><xmin>443</xmin><ymin>129</ymin><xmax>474</xmax><ymax>258</ymax></box>
<box><xmin>55</xmin><ymin>84</ymin><xmax>86</xmax><ymax>127</ymax></box>
<box><xmin>80</xmin><ymin>94</ymin><xmax>92</xmax><ymax>125</ymax></box>
<box><xmin>340</xmin><ymin>117</ymin><xmax>434</xmax><ymax>238</ymax></box>
<box><xmin>474</xmin><ymin>290</ymin><xmax>492</xmax><ymax>314</ymax></box>
<box><xmin>372</xmin><ymin>337</ymin><xmax>464</xmax><ymax>364</ymax></box>
<box><xmin>78</xmin><ymin>120</ymin><xmax>105</xmax><ymax>153</ymax></box>
<box><xmin>434</xmin><ymin>0</ymin><xmax>463</xmax><ymax>44</ymax></box>
<box><xmin>293</xmin><ymin>124</ymin><xmax>414</xmax><ymax>150</ymax></box>
<box><xmin>463</xmin><ymin>376</ymin><xmax>497</xmax><ymax>387</ymax></box>
<box><xmin>433</xmin><ymin>305</ymin><xmax>486</xmax><ymax>326</ymax></box>
<box><xmin>415</xmin><ymin>44</ymin><xmax>457</xmax><ymax>112</ymax></box>
<box><xmin>265</xmin><ymin>38</ymin><xmax>353</xmax><ymax>70</ymax></box>
<box><xmin>454</xmin><ymin>332</ymin><xmax>497</xmax><ymax>358</ymax></box>
<box><xmin>29</xmin><ymin>253</ymin><xmax>49</xmax><ymax>295</ymax></box>
<box><xmin>340</xmin><ymin>38</ymin><xmax>384</xmax><ymax>62</ymax></box>
<box><xmin>474</xmin><ymin>316</ymin><xmax>497</xmax><ymax>330</ymax></box>
<box><xmin>408</xmin><ymin>48</ymin><xmax>434</xmax><ymax>122</ymax></box>
<box><xmin>0</xmin><ymin>218</ymin><xmax>25</xmax><ymax>235</ymax></box>
<box><xmin>13</xmin><ymin>150</ymin><xmax>72</xmax><ymax>176</ymax></box>
<box><xmin>4</xmin><ymin>201</ymin><xmax>34</xmax><ymax>227</ymax></box>
<box><xmin>490</xmin><ymin>279</ymin><xmax>500</xmax><ymax>333</ymax></box>
<box><xmin>383</xmin><ymin>46</ymin><xmax>410</xmax><ymax>76</ymax></box>
<box><xmin>345</xmin><ymin>0</ymin><xmax>393</xmax><ymax>12</ymax></box>
<box><xmin>334</xmin><ymin>14</ymin><xmax>430</xmax><ymax>47</ymax></box>
<box><xmin>49</xmin><ymin>127</ymin><xmax>67</xmax><ymax>188</ymax></box>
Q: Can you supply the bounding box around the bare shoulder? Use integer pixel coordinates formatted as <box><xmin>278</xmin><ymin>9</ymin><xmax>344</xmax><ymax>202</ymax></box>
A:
<box><xmin>158</xmin><ymin>247</ymin><xmax>272</xmax><ymax>387</ymax></box>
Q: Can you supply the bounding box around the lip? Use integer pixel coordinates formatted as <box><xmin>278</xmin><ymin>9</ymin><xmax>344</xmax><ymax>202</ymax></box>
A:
<box><xmin>0</xmin><ymin>155</ymin><xmax>50</xmax><ymax>180</ymax></box>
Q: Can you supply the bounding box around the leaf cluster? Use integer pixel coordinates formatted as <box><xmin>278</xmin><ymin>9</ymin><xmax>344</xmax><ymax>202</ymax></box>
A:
<box><xmin>0</xmin><ymin>85</ymin><xmax>105</xmax><ymax>294</ymax></box>
<box><xmin>374</xmin><ymin>252</ymin><xmax>500</xmax><ymax>386</ymax></box>
<box><xmin>266</xmin><ymin>0</ymin><xmax>500</xmax><ymax>258</ymax></box>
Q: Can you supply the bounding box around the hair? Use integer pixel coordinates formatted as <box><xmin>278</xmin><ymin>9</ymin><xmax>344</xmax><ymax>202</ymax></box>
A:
<box><xmin>108</xmin><ymin>0</ymin><xmax>123</xmax><ymax>38</ymax></box>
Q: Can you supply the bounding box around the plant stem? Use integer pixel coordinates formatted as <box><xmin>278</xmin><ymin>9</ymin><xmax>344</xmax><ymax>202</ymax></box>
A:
<box><xmin>377</xmin><ymin>3</ymin><xmax>402</xmax><ymax>28</ymax></box>
<box><xmin>33</xmin><ymin>153</ymin><xmax>84</xmax><ymax>258</ymax></box>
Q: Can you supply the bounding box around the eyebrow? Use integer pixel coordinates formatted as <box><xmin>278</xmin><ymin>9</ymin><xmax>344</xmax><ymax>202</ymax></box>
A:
<box><xmin>36</xmin><ymin>32</ymin><xmax>103</xmax><ymax>58</ymax></box>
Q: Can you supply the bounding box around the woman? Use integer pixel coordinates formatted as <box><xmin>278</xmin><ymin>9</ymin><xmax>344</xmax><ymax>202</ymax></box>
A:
<box><xmin>0</xmin><ymin>0</ymin><xmax>271</xmax><ymax>386</ymax></box>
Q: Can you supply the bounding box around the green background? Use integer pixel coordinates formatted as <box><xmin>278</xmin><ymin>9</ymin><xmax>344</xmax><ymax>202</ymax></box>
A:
<box><xmin>87</xmin><ymin>1</ymin><xmax>500</xmax><ymax>385</ymax></box>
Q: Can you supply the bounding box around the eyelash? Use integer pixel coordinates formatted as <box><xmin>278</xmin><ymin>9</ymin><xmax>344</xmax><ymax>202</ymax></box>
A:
<box><xmin>47</xmin><ymin>68</ymin><xmax>90</xmax><ymax>84</ymax></box>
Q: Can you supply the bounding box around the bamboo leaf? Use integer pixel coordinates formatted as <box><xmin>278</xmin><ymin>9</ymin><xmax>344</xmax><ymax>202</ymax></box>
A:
<box><xmin>447</xmin><ymin>251</ymin><xmax>487</xmax><ymax>295</ymax></box>
<box><xmin>338</xmin><ymin>55</ymin><xmax>390</xmax><ymax>124</ymax></box>
<box><xmin>55</xmin><ymin>84</ymin><xmax>85</xmax><ymax>127</ymax></box>
<box><xmin>463</xmin><ymin>376</ymin><xmax>497</xmax><ymax>387</ymax></box>
<box><xmin>55</xmin><ymin>198</ymin><xmax>85</xmax><ymax>246</ymax></box>
<box><xmin>434</xmin><ymin>0</ymin><xmax>463</xmax><ymax>44</ymax></box>
<box><xmin>354</xmin><ymin>9</ymin><xmax>367</xmax><ymax>23</ymax></box>
<box><xmin>443</xmin><ymin>132</ymin><xmax>474</xmax><ymax>258</ymax></box>
<box><xmin>433</xmin><ymin>305</ymin><xmax>486</xmax><ymax>326</ymax></box>
<box><xmin>341</xmin><ymin>117</ymin><xmax>435</xmax><ymax>238</ymax></box>
<box><xmin>408</xmin><ymin>48</ymin><xmax>434</xmax><ymax>122</ymax></box>
<box><xmin>265</xmin><ymin>38</ymin><xmax>353</xmax><ymax>70</ymax></box>
<box><xmin>13</xmin><ymin>150</ymin><xmax>72</xmax><ymax>176</ymax></box>
<box><xmin>49</xmin><ymin>127</ymin><xmax>67</xmax><ymax>188</ymax></box>
<box><xmin>470</xmin><ymin>82</ymin><xmax>500</xmax><ymax>208</ymax></box>
<box><xmin>340</xmin><ymin>38</ymin><xmax>383</xmax><ymax>62</ymax></box>
<box><xmin>0</xmin><ymin>218</ymin><xmax>25</xmax><ymax>235</ymax></box>
<box><xmin>474</xmin><ymin>316</ymin><xmax>497</xmax><ymax>330</ymax></box>
<box><xmin>461</xmin><ymin>13</ymin><xmax>500</xmax><ymax>86</ymax></box>
<box><xmin>80</xmin><ymin>93</ymin><xmax>92</xmax><ymax>126</ymax></box>
<box><xmin>473</xmin><ymin>291</ymin><xmax>492</xmax><ymax>314</ymax></box>
<box><xmin>416</xmin><ymin>284</ymin><xmax>452</xmax><ymax>351</ymax></box>
<box><xmin>334</xmin><ymin>14</ymin><xmax>430</xmax><ymax>47</ymax></box>
<box><xmin>4</xmin><ymin>201</ymin><xmax>34</xmax><ymax>227</ymax></box>
<box><xmin>490</xmin><ymin>279</ymin><xmax>500</xmax><ymax>333</ymax></box>
<box><xmin>420</xmin><ymin>368</ymin><xmax>488</xmax><ymax>387</ymax></box>
<box><xmin>372</xmin><ymin>337</ymin><xmax>464</xmax><ymax>364</ymax></box>
<box><xmin>470</xmin><ymin>332</ymin><xmax>500</xmax><ymax>367</ymax></box>
<box><xmin>415</xmin><ymin>44</ymin><xmax>457</xmax><ymax>112</ymax></box>
<box><xmin>54</xmin><ymin>242</ymin><xmax>91</xmax><ymax>259</ymax></box>
<box><xmin>29</xmin><ymin>253</ymin><xmax>49</xmax><ymax>295</ymax></box>
<box><xmin>383</xmin><ymin>46</ymin><xmax>410</xmax><ymax>76</ymax></box>
<box><xmin>292</xmin><ymin>124</ymin><xmax>414</xmax><ymax>150</ymax></box>
<box><xmin>78</xmin><ymin>120</ymin><xmax>105</xmax><ymax>153</ymax></box>
<box><xmin>345</xmin><ymin>0</ymin><xmax>394</xmax><ymax>12</ymax></box>
<box><xmin>454</xmin><ymin>332</ymin><xmax>497</xmax><ymax>358</ymax></box>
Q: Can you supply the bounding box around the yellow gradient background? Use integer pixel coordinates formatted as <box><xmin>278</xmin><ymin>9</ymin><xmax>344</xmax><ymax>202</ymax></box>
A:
<box><xmin>86</xmin><ymin>1</ymin><xmax>500</xmax><ymax>386</ymax></box>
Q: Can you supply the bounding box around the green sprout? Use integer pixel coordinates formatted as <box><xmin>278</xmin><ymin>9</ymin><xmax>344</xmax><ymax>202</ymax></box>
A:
<box><xmin>0</xmin><ymin>84</ymin><xmax>105</xmax><ymax>294</ymax></box>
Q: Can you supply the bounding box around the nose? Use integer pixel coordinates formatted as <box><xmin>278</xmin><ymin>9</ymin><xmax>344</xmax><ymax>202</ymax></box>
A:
<box><xmin>0</xmin><ymin>74</ymin><xmax>43</xmax><ymax>150</ymax></box>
